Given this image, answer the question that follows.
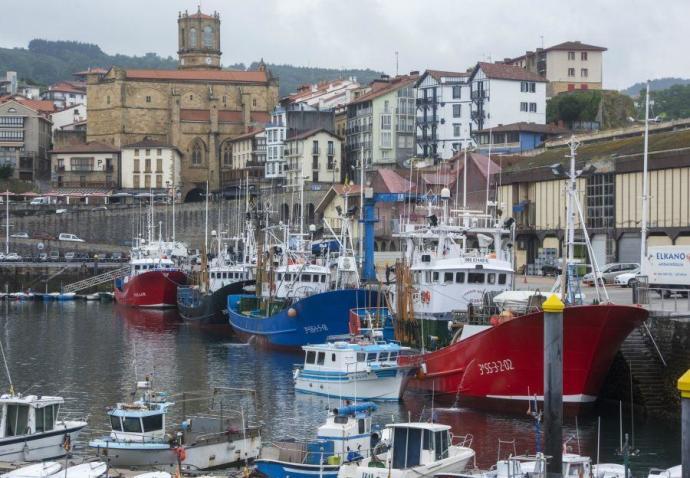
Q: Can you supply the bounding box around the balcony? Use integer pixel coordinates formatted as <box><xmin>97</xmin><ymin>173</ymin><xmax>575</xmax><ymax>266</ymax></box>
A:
<box><xmin>471</xmin><ymin>110</ymin><xmax>485</xmax><ymax>121</ymax></box>
<box><xmin>471</xmin><ymin>89</ymin><xmax>488</xmax><ymax>100</ymax></box>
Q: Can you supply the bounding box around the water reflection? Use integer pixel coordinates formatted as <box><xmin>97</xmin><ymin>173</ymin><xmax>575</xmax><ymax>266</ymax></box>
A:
<box><xmin>0</xmin><ymin>301</ymin><xmax>680</xmax><ymax>473</ymax></box>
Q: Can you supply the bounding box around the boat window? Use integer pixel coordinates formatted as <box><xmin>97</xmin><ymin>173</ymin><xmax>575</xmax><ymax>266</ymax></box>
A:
<box><xmin>366</xmin><ymin>353</ymin><xmax>377</xmax><ymax>362</ymax></box>
<box><xmin>432</xmin><ymin>271</ymin><xmax>439</xmax><ymax>282</ymax></box>
<box><xmin>468</xmin><ymin>272</ymin><xmax>484</xmax><ymax>284</ymax></box>
<box><xmin>317</xmin><ymin>352</ymin><xmax>325</xmax><ymax>365</ymax></box>
<box><xmin>277</xmin><ymin>273</ymin><xmax>282</xmax><ymax>281</ymax></box>
<box><xmin>45</xmin><ymin>404</ymin><xmax>55</xmax><ymax>430</ymax></box>
<box><xmin>123</xmin><ymin>416</ymin><xmax>143</xmax><ymax>433</ymax></box>
<box><xmin>358</xmin><ymin>418</ymin><xmax>365</xmax><ymax>434</ymax></box>
<box><xmin>321</xmin><ymin>275</ymin><xmax>326</xmax><ymax>283</ymax></box>
<box><xmin>487</xmin><ymin>273</ymin><xmax>496</xmax><ymax>284</ymax></box>
<box><xmin>4</xmin><ymin>404</ymin><xmax>30</xmax><ymax>437</ymax></box>
<box><xmin>423</xmin><ymin>429</ymin><xmax>433</xmax><ymax>450</ymax></box>
<box><xmin>392</xmin><ymin>427</ymin><xmax>422</xmax><ymax>469</ymax></box>
<box><xmin>35</xmin><ymin>407</ymin><xmax>45</xmax><ymax>433</ymax></box>
<box><xmin>334</xmin><ymin>416</ymin><xmax>348</xmax><ymax>424</ymax></box>
<box><xmin>424</xmin><ymin>271</ymin><xmax>431</xmax><ymax>284</ymax></box>
<box><xmin>142</xmin><ymin>414</ymin><xmax>163</xmax><ymax>432</ymax></box>
<box><xmin>302</xmin><ymin>274</ymin><xmax>311</xmax><ymax>282</ymax></box>
<box><xmin>435</xmin><ymin>430</ymin><xmax>449</xmax><ymax>460</ymax></box>
<box><xmin>444</xmin><ymin>272</ymin><xmax>453</xmax><ymax>284</ymax></box>
<box><xmin>313</xmin><ymin>274</ymin><xmax>320</xmax><ymax>282</ymax></box>
<box><xmin>306</xmin><ymin>351</ymin><xmax>316</xmax><ymax>364</ymax></box>
<box><xmin>110</xmin><ymin>415</ymin><xmax>122</xmax><ymax>431</ymax></box>
<box><xmin>357</xmin><ymin>353</ymin><xmax>366</xmax><ymax>362</ymax></box>
<box><xmin>498</xmin><ymin>273</ymin><xmax>507</xmax><ymax>285</ymax></box>
<box><xmin>389</xmin><ymin>351</ymin><xmax>398</xmax><ymax>361</ymax></box>
<box><xmin>568</xmin><ymin>463</ymin><xmax>586</xmax><ymax>477</ymax></box>
<box><xmin>455</xmin><ymin>272</ymin><xmax>465</xmax><ymax>283</ymax></box>
<box><xmin>134</xmin><ymin>265</ymin><xmax>140</xmax><ymax>271</ymax></box>
<box><xmin>331</xmin><ymin>353</ymin><xmax>336</xmax><ymax>362</ymax></box>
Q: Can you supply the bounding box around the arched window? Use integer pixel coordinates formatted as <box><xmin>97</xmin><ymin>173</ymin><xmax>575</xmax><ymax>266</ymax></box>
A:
<box><xmin>203</xmin><ymin>26</ymin><xmax>213</xmax><ymax>48</ymax></box>
<box><xmin>181</xmin><ymin>28</ymin><xmax>185</xmax><ymax>47</ymax></box>
<box><xmin>222</xmin><ymin>142</ymin><xmax>232</xmax><ymax>167</ymax></box>
<box><xmin>191</xmin><ymin>140</ymin><xmax>204</xmax><ymax>166</ymax></box>
<box><xmin>189</xmin><ymin>28</ymin><xmax>197</xmax><ymax>48</ymax></box>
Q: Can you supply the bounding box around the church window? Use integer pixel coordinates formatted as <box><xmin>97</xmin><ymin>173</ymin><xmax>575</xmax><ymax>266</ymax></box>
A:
<box><xmin>191</xmin><ymin>142</ymin><xmax>203</xmax><ymax>166</ymax></box>
<box><xmin>145</xmin><ymin>96</ymin><xmax>151</xmax><ymax>103</ymax></box>
<box><xmin>252</xmin><ymin>98</ymin><xmax>257</xmax><ymax>107</ymax></box>
<box><xmin>106</xmin><ymin>96</ymin><xmax>110</xmax><ymax>105</ymax></box>
<box><xmin>189</xmin><ymin>95</ymin><xmax>193</xmax><ymax>101</ymax></box>
<box><xmin>189</xmin><ymin>28</ymin><xmax>197</xmax><ymax>48</ymax></box>
<box><xmin>222</xmin><ymin>142</ymin><xmax>232</xmax><ymax>167</ymax></box>
<box><xmin>203</xmin><ymin>26</ymin><xmax>213</xmax><ymax>48</ymax></box>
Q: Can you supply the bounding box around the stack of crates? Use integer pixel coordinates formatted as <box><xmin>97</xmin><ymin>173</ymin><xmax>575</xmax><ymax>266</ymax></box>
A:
<box><xmin>529</xmin><ymin>247</ymin><xmax>559</xmax><ymax>276</ymax></box>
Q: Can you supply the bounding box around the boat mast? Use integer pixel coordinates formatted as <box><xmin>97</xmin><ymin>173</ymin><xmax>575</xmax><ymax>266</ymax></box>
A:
<box><xmin>639</xmin><ymin>80</ymin><xmax>650</xmax><ymax>276</ymax></box>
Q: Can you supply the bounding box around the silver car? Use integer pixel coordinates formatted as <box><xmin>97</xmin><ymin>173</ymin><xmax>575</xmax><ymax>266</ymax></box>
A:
<box><xmin>582</xmin><ymin>263</ymin><xmax>640</xmax><ymax>285</ymax></box>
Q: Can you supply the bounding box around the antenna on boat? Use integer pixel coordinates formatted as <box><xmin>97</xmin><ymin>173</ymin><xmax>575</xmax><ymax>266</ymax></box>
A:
<box><xmin>0</xmin><ymin>336</ymin><xmax>14</xmax><ymax>395</ymax></box>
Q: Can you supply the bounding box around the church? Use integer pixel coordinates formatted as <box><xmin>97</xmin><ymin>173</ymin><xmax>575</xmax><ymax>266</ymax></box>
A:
<box><xmin>86</xmin><ymin>8</ymin><xmax>279</xmax><ymax>199</ymax></box>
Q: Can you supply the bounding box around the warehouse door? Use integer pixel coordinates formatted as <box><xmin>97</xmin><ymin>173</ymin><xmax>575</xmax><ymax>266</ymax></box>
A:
<box><xmin>591</xmin><ymin>234</ymin><xmax>607</xmax><ymax>268</ymax></box>
<box><xmin>618</xmin><ymin>233</ymin><xmax>641</xmax><ymax>263</ymax></box>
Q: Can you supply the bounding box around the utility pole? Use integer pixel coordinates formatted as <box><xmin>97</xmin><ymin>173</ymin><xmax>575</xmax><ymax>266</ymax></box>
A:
<box><xmin>639</xmin><ymin>81</ymin><xmax>650</xmax><ymax>275</ymax></box>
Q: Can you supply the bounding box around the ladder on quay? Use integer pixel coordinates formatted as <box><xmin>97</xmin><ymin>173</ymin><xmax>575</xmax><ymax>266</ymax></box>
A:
<box><xmin>62</xmin><ymin>266</ymin><xmax>130</xmax><ymax>293</ymax></box>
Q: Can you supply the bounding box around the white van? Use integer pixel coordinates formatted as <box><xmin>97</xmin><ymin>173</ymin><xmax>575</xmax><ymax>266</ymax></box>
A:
<box><xmin>58</xmin><ymin>233</ymin><xmax>85</xmax><ymax>242</ymax></box>
<box><xmin>30</xmin><ymin>197</ymin><xmax>51</xmax><ymax>205</ymax></box>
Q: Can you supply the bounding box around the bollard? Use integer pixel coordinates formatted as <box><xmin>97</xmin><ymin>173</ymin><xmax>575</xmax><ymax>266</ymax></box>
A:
<box><xmin>679</xmin><ymin>369</ymin><xmax>690</xmax><ymax>478</ymax></box>
<box><xmin>543</xmin><ymin>294</ymin><xmax>565</xmax><ymax>478</ymax></box>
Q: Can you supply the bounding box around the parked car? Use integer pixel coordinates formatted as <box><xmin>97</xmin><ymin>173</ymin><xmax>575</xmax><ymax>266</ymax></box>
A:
<box><xmin>48</xmin><ymin>251</ymin><xmax>60</xmax><ymax>261</ymax></box>
<box><xmin>614</xmin><ymin>272</ymin><xmax>640</xmax><ymax>287</ymax></box>
<box><xmin>64</xmin><ymin>252</ymin><xmax>76</xmax><ymax>261</ymax></box>
<box><xmin>38</xmin><ymin>252</ymin><xmax>48</xmax><ymax>261</ymax></box>
<box><xmin>56</xmin><ymin>208</ymin><xmax>68</xmax><ymax>214</ymax></box>
<box><xmin>30</xmin><ymin>197</ymin><xmax>51</xmax><ymax>206</ymax></box>
<box><xmin>92</xmin><ymin>206</ymin><xmax>108</xmax><ymax>212</ymax></box>
<box><xmin>582</xmin><ymin>263</ymin><xmax>640</xmax><ymax>285</ymax></box>
<box><xmin>111</xmin><ymin>252</ymin><xmax>124</xmax><ymax>262</ymax></box>
<box><xmin>5</xmin><ymin>252</ymin><xmax>22</xmax><ymax>261</ymax></box>
<box><xmin>9</xmin><ymin>232</ymin><xmax>29</xmax><ymax>238</ymax></box>
<box><xmin>74</xmin><ymin>252</ymin><xmax>91</xmax><ymax>262</ymax></box>
<box><xmin>58</xmin><ymin>233</ymin><xmax>85</xmax><ymax>242</ymax></box>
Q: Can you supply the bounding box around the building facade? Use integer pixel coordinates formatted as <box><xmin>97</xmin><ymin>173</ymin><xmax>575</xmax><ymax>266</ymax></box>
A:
<box><xmin>86</xmin><ymin>10</ymin><xmax>279</xmax><ymax>199</ymax></box>
<box><xmin>346</xmin><ymin>74</ymin><xmax>418</xmax><ymax>180</ymax></box>
<box><xmin>41</xmin><ymin>81</ymin><xmax>87</xmax><ymax>109</ymax></box>
<box><xmin>415</xmin><ymin>70</ymin><xmax>472</xmax><ymax>162</ymax></box>
<box><xmin>286</xmin><ymin>79</ymin><xmax>360</xmax><ymax>110</ymax></box>
<box><xmin>469</xmin><ymin>62</ymin><xmax>547</xmax><ymax>132</ymax></box>
<box><xmin>507</xmin><ymin>41</ymin><xmax>606</xmax><ymax>98</ymax></box>
<box><xmin>50</xmin><ymin>142</ymin><xmax>118</xmax><ymax>189</ymax></box>
<box><xmin>120</xmin><ymin>140</ymin><xmax>181</xmax><ymax>191</ymax></box>
<box><xmin>223</xmin><ymin>129</ymin><xmax>266</xmax><ymax>189</ymax></box>
<box><xmin>0</xmin><ymin>98</ymin><xmax>52</xmax><ymax>181</ymax></box>
<box><xmin>474</xmin><ymin>122</ymin><xmax>569</xmax><ymax>154</ymax></box>
<box><xmin>285</xmin><ymin>129</ymin><xmax>341</xmax><ymax>190</ymax></box>
<box><xmin>51</xmin><ymin>104</ymin><xmax>87</xmax><ymax>133</ymax></box>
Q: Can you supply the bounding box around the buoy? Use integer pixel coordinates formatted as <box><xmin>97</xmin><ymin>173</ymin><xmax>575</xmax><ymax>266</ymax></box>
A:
<box><xmin>287</xmin><ymin>307</ymin><xmax>297</xmax><ymax>318</ymax></box>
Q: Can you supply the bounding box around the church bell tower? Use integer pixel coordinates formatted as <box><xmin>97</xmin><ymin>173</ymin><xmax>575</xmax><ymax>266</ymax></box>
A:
<box><xmin>177</xmin><ymin>8</ymin><xmax>221</xmax><ymax>70</ymax></box>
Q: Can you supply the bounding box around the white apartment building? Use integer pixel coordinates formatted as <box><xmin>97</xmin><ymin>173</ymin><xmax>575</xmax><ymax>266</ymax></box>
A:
<box><xmin>50</xmin><ymin>104</ymin><xmax>87</xmax><ymax>132</ymax></box>
<box><xmin>41</xmin><ymin>81</ymin><xmax>87</xmax><ymax>109</ymax></box>
<box><xmin>287</xmin><ymin>78</ymin><xmax>360</xmax><ymax>110</ymax></box>
<box><xmin>265</xmin><ymin>107</ymin><xmax>286</xmax><ymax>179</ymax></box>
<box><xmin>120</xmin><ymin>140</ymin><xmax>181</xmax><ymax>190</ymax></box>
<box><xmin>415</xmin><ymin>70</ymin><xmax>473</xmax><ymax>161</ymax></box>
<box><xmin>469</xmin><ymin>62</ymin><xmax>547</xmax><ymax>132</ymax></box>
<box><xmin>285</xmin><ymin>129</ymin><xmax>341</xmax><ymax>190</ymax></box>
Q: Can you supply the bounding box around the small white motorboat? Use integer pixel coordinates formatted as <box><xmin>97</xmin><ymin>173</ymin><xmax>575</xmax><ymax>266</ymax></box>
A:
<box><xmin>132</xmin><ymin>473</ymin><xmax>171</xmax><ymax>478</ymax></box>
<box><xmin>648</xmin><ymin>466</ymin><xmax>681</xmax><ymax>478</ymax></box>
<box><xmin>1</xmin><ymin>462</ymin><xmax>62</xmax><ymax>478</ymax></box>
<box><xmin>84</xmin><ymin>293</ymin><xmax>101</xmax><ymax>301</ymax></box>
<box><xmin>47</xmin><ymin>462</ymin><xmax>106</xmax><ymax>478</ymax></box>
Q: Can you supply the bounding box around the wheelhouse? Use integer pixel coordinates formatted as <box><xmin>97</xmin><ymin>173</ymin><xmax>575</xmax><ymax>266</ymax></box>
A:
<box><xmin>389</xmin><ymin>423</ymin><xmax>452</xmax><ymax>469</ymax></box>
<box><xmin>0</xmin><ymin>395</ymin><xmax>64</xmax><ymax>438</ymax></box>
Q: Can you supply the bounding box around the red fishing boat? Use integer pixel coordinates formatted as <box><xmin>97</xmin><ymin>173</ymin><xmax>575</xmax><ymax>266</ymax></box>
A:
<box><xmin>399</xmin><ymin>303</ymin><xmax>647</xmax><ymax>411</ymax></box>
<box><xmin>114</xmin><ymin>256</ymin><xmax>187</xmax><ymax>308</ymax></box>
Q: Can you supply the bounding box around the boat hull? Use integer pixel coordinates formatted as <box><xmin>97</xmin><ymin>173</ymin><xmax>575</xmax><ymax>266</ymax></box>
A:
<box><xmin>177</xmin><ymin>280</ymin><xmax>255</xmax><ymax>326</ymax></box>
<box><xmin>114</xmin><ymin>270</ymin><xmax>187</xmax><ymax>308</ymax></box>
<box><xmin>399</xmin><ymin>304</ymin><xmax>648</xmax><ymax>410</ymax></box>
<box><xmin>227</xmin><ymin>289</ymin><xmax>381</xmax><ymax>350</ymax></box>
<box><xmin>339</xmin><ymin>448</ymin><xmax>474</xmax><ymax>478</ymax></box>
<box><xmin>0</xmin><ymin>421</ymin><xmax>86</xmax><ymax>462</ymax></box>
<box><xmin>255</xmin><ymin>460</ymin><xmax>339</xmax><ymax>478</ymax></box>
<box><xmin>295</xmin><ymin>368</ymin><xmax>411</xmax><ymax>401</ymax></box>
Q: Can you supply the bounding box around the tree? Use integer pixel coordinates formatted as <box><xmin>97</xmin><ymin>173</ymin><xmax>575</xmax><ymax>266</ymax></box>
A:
<box><xmin>0</xmin><ymin>164</ymin><xmax>13</xmax><ymax>180</ymax></box>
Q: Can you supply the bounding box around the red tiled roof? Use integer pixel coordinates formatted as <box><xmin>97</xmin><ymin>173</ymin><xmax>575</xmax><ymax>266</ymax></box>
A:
<box><xmin>230</xmin><ymin>128</ymin><xmax>265</xmax><ymax>142</ymax></box>
<box><xmin>50</xmin><ymin>141</ymin><xmax>119</xmax><ymax>154</ymax></box>
<box><xmin>124</xmin><ymin>69</ymin><xmax>268</xmax><ymax>83</ymax></box>
<box><xmin>287</xmin><ymin>128</ymin><xmax>340</xmax><ymax>142</ymax></box>
<box><xmin>49</xmin><ymin>81</ymin><xmax>85</xmax><ymax>94</ymax></box>
<box><xmin>425</xmin><ymin>70</ymin><xmax>468</xmax><ymax>81</ymax></box>
<box><xmin>450</xmin><ymin>152</ymin><xmax>502</xmax><ymax>179</ymax></box>
<box><xmin>0</xmin><ymin>95</ymin><xmax>56</xmax><ymax>114</ymax></box>
<box><xmin>350</xmin><ymin>75</ymin><xmax>419</xmax><ymax>105</ymax></box>
<box><xmin>332</xmin><ymin>184</ymin><xmax>362</xmax><ymax>196</ymax></box>
<box><xmin>475</xmin><ymin>62</ymin><xmax>547</xmax><ymax>82</ymax></box>
<box><xmin>476</xmin><ymin>122</ymin><xmax>570</xmax><ymax>135</ymax></box>
<box><xmin>374</xmin><ymin>169</ymin><xmax>416</xmax><ymax>194</ymax></box>
<box><xmin>545</xmin><ymin>41</ymin><xmax>607</xmax><ymax>52</ymax></box>
<box><xmin>186</xmin><ymin>10</ymin><xmax>216</xmax><ymax>20</ymax></box>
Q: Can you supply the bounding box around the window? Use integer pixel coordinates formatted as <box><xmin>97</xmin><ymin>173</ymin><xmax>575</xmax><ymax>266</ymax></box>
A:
<box><xmin>312</xmin><ymin>140</ymin><xmax>319</xmax><ymax>154</ymax></box>
<box><xmin>455</xmin><ymin>272</ymin><xmax>465</xmax><ymax>283</ymax></box>
<box><xmin>123</xmin><ymin>417</ymin><xmax>142</xmax><ymax>433</ymax></box>
<box><xmin>133</xmin><ymin>174</ymin><xmax>140</xmax><ymax>187</ymax></box>
<box><xmin>520</xmin><ymin>102</ymin><xmax>528</xmax><ymax>112</ymax></box>
<box><xmin>327</xmin><ymin>140</ymin><xmax>335</xmax><ymax>156</ymax></box>
<box><xmin>432</xmin><ymin>271</ymin><xmax>439</xmax><ymax>282</ymax></box>
<box><xmin>452</xmin><ymin>85</ymin><xmax>461</xmax><ymax>99</ymax></box>
<box><xmin>145</xmin><ymin>149</ymin><xmax>151</xmax><ymax>156</ymax></box>
<box><xmin>317</xmin><ymin>352</ymin><xmax>325</xmax><ymax>365</ymax></box>
<box><xmin>498</xmin><ymin>273</ymin><xmax>507</xmax><ymax>285</ymax></box>
<box><xmin>381</xmin><ymin>115</ymin><xmax>391</xmax><ymax>130</ymax></box>
<box><xmin>568</xmin><ymin>68</ymin><xmax>576</xmax><ymax>77</ymax></box>
<box><xmin>134</xmin><ymin>149</ymin><xmax>139</xmax><ymax>156</ymax></box>
<box><xmin>507</xmin><ymin>132</ymin><xmax>520</xmax><ymax>143</ymax></box>
<box><xmin>444</xmin><ymin>272</ymin><xmax>454</xmax><ymax>283</ymax></box>
<box><xmin>133</xmin><ymin>158</ymin><xmax>140</xmax><ymax>172</ymax></box>
<box><xmin>145</xmin><ymin>158</ymin><xmax>151</xmax><ymax>172</ymax></box>
<box><xmin>367</xmin><ymin>353</ymin><xmax>377</xmax><ymax>362</ymax></box>
<box><xmin>453</xmin><ymin>123</ymin><xmax>461</xmax><ymax>137</ymax></box>
<box><xmin>581</xmin><ymin>68</ymin><xmax>588</xmax><ymax>78</ymax></box>
<box><xmin>568</xmin><ymin>51</ymin><xmax>575</xmax><ymax>60</ymax></box>
<box><xmin>144</xmin><ymin>175</ymin><xmax>151</xmax><ymax>188</ymax></box>
<box><xmin>331</xmin><ymin>353</ymin><xmax>336</xmax><ymax>362</ymax></box>
<box><xmin>145</xmin><ymin>96</ymin><xmax>151</xmax><ymax>103</ymax></box>
<box><xmin>487</xmin><ymin>273</ymin><xmax>496</xmax><ymax>284</ymax></box>
<box><xmin>252</xmin><ymin>98</ymin><xmax>257</xmax><ymax>107</ymax></box>
<box><xmin>222</xmin><ymin>142</ymin><xmax>232</xmax><ymax>166</ymax></box>
<box><xmin>192</xmin><ymin>142</ymin><xmax>203</xmax><ymax>165</ymax></box>
<box><xmin>581</xmin><ymin>51</ymin><xmax>588</xmax><ymax>61</ymax></box>
<box><xmin>301</xmin><ymin>274</ymin><xmax>311</xmax><ymax>282</ymax></box>
<box><xmin>109</xmin><ymin>415</ymin><xmax>122</xmax><ymax>432</ymax></box>
<box><xmin>357</xmin><ymin>352</ymin><xmax>366</xmax><ymax>362</ymax></box>
<box><xmin>157</xmin><ymin>148</ymin><xmax>162</xmax><ymax>155</ymax></box>
<box><xmin>521</xmin><ymin>81</ymin><xmax>536</xmax><ymax>93</ymax></box>
<box><xmin>70</xmin><ymin>157</ymin><xmax>94</xmax><ymax>171</ymax></box>
<box><xmin>468</xmin><ymin>272</ymin><xmax>485</xmax><ymax>284</ymax></box>
<box><xmin>0</xmin><ymin>116</ymin><xmax>22</xmax><ymax>127</ymax></box>
<box><xmin>529</xmin><ymin>103</ymin><xmax>537</xmax><ymax>112</ymax></box>
<box><xmin>142</xmin><ymin>414</ymin><xmax>163</xmax><ymax>432</ymax></box>
<box><xmin>156</xmin><ymin>157</ymin><xmax>162</xmax><ymax>172</ymax></box>
<box><xmin>586</xmin><ymin>173</ymin><xmax>615</xmax><ymax>229</ymax></box>
<box><xmin>156</xmin><ymin>175</ymin><xmax>162</xmax><ymax>188</ymax></box>
<box><xmin>381</xmin><ymin>131</ymin><xmax>392</xmax><ymax>148</ymax></box>
<box><xmin>452</xmin><ymin>104</ymin><xmax>461</xmax><ymax>118</ymax></box>
<box><xmin>203</xmin><ymin>26</ymin><xmax>213</xmax><ymax>48</ymax></box>
<box><xmin>189</xmin><ymin>28</ymin><xmax>197</xmax><ymax>48</ymax></box>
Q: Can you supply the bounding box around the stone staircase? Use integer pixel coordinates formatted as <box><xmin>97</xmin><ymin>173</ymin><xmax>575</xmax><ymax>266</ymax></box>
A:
<box><xmin>618</xmin><ymin>323</ymin><xmax>668</xmax><ymax>415</ymax></box>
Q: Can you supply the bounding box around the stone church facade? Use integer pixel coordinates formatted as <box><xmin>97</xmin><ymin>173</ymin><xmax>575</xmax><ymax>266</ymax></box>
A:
<box><xmin>86</xmin><ymin>9</ymin><xmax>279</xmax><ymax>199</ymax></box>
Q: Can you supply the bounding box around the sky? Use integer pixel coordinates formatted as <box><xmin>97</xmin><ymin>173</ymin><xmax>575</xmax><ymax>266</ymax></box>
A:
<box><xmin>1</xmin><ymin>0</ymin><xmax>689</xmax><ymax>90</ymax></box>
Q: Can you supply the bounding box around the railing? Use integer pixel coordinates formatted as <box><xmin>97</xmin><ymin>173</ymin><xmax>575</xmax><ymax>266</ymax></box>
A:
<box><xmin>471</xmin><ymin>89</ymin><xmax>488</xmax><ymax>100</ymax></box>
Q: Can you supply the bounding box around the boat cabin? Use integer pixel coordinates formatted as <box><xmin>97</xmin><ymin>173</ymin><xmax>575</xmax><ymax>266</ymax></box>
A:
<box><xmin>388</xmin><ymin>423</ymin><xmax>452</xmax><ymax>469</ymax></box>
<box><xmin>107</xmin><ymin>405</ymin><xmax>168</xmax><ymax>442</ymax></box>
<box><xmin>315</xmin><ymin>402</ymin><xmax>378</xmax><ymax>462</ymax></box>
<box><xmin>0</xmin><ymin>394</ymin><xmax>64</xmax><ymax>438</ymax></box>
<box><xmin>130</xmin><ymin>257</ymin><xmax>176</xmax><ymax>276</ymax></box>
<box><xmin>302</xmin><ymin>342</ymin><xmax>404</xmax><ymax>374</ymax></box>
<box><xmin>263</xmin><ymin>264</ymin><xmax>330</xmax><ymax>299</ymax></box>
<box><xmin>209</xmin><ymin>266</ymin><xmax>253</xmax><ymax>291</ymax></box>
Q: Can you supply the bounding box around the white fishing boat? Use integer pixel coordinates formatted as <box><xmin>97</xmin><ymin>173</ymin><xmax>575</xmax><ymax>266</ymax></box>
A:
<box><xmin>293</xmin><ymin>315</ymin><xmax>413</xmax><ymax>401</ymax></box>
<box><xmin>47</xmin><ymin>462</ymin><xmax>106</xmax><ymax>478</ymax></box>
<box><xmin>0</xmin><ymin>394</ymin><xmax>87</xmax><ymax>462</ymax></box>
<box><xmin>89</xmin><ymin>379</ymin><xmax>260</xmax><ymax>470</ymax></box>
<box><xmin>338</xmin><ymin>422</ymin><xmax>475</xmax><ymax>478</ymax></box>
<box><xmin>1</xmin><ymin>462</ymin><xmax>62</xmax><ymax>478</ymax></box>
<box><xmin>648</xmin><ymin>466</ymin><xmax>681</xmax><ymax>478</ymax></box>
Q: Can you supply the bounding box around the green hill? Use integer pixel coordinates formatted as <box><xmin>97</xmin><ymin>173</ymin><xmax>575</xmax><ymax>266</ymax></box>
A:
<box><xmin>0</xmin><ymin>39</ymin><xmax>383</xmax><ymax>97</ymax></box>
<box><xmin>622</xmin><ymin>78</ymin><xmax>690</xmax><ymax>97</ymax></box>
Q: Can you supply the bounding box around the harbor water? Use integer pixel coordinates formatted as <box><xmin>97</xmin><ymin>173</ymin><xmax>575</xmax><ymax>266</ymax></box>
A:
<box><xmin>0</xmin><ymin>301</ymin><xmax>681</xmax><ymax>474</ymax></box>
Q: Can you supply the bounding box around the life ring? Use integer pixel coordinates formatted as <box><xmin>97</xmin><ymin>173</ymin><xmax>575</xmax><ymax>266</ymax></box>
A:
<box><xmin>174</xmin><ymin>446</ymin><xmax>187</xmax><ymax>462</ymax></box>
<box><xmin>421</xmin><ymin>290</ymin><xmax>431</xmax><ymax>304</ymax></box>
<box><xmin>62</xmin><ymin>434</ymin><xmax>72</xmax><ymax>451</ymax></box>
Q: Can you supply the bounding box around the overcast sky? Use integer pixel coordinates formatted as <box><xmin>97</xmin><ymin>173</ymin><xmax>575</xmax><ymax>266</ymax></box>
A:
<box><xmin>1</xmin><ymin>0</ymin><xmax>688</xmax><ymax>90</ymax></box>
